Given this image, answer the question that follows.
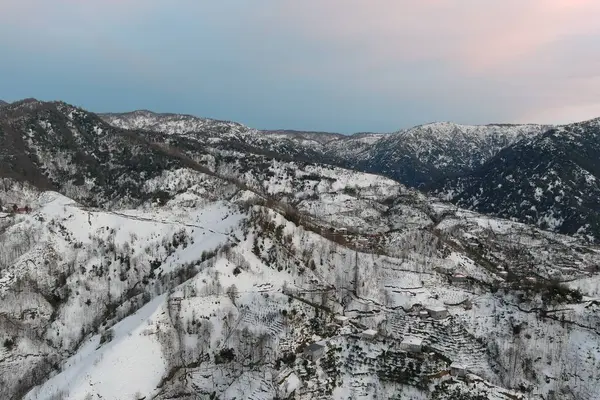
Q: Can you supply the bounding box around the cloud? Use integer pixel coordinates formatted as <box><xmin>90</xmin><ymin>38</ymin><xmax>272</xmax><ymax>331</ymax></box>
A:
<box><xmin>261</xmin><ymin>0</ymin><xmax>600</xmax><ymax>71</ymax></box>
<box><xmin>250</xmin><ymin>0</ymin><xmax>600</xmax><ymax>124</ymax></box>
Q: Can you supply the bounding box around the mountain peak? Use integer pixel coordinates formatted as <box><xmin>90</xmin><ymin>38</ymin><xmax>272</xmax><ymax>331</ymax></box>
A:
<box><xmin>100</xmin><ymin>109</ymin><xmax>246</xmax><ymax>135</ymax></box>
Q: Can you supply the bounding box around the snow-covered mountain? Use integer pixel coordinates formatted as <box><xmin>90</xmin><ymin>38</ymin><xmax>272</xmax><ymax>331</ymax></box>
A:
<box><xmin>358</xmin><ymin>122</ymin><xmax>549</xmax><ymax>186</ymax></box>
<box><xmin>445</xmin><ymin>118</ymin><xmax>600</xmax><ymax>241</ymax></box>
<box><xmin>102</xmin><ymin>109</ymin><xmax>600</xmax><ymax>241</ymax></box>
<box><xmin>2</xmin><ymin>100</ymin><xmax>600</xmax><ymax>399</ymax></box>
<box><xmin>101</xmin><ymin>111</ymin><xmax>547</xmax><ymax>188</ymax></box>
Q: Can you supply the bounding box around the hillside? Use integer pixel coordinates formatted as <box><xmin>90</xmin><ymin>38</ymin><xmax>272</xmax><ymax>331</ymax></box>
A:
<box><xmin>101</xmin><ymin>109</ymin><xmax>600</xmax><ymax>241</ymax></box>
<box><xmin>1</xmin><ymin>100</ymin><xmax>599</xmax><ymax>399</ymax></box>
<box><xmin>0</xmin><ymin>100</ymin><xmax>194</xmax><ymax>208</ymax></box>
<box><xmin>447</xmin><ymin>118</ymin><xmax>600</xmax><ymax>241</ymax></box>
<box><xmin>4</xmin><ymin>163</ymin><xmax>600</xmax><ymax>400</ymax></box>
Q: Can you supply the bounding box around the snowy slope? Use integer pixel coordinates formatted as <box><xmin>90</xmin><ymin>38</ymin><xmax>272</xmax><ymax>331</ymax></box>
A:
<box><xmin>0</xmin><ymin>182</ymin><xmax>243</xmax><ymax>399</ymax></box>
<box><xmin>2</xmin><ymin>100</ymin><xmax>600</xmax><ymax>399</ymax></box>
<box><xmin>25</xmin><ymin>294</ymin><xmax>169</xmax><ymax>400</ymax></box>
<box><xmin>1</xmin><ymin>164</ymin><xmax>596</xmax><ymax>399</ymax></box>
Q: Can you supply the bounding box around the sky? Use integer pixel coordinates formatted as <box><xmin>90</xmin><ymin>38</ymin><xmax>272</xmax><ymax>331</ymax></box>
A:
<box><xmin>1</xmin><ymin>0</ymin><xmax>600</xmax><ymax>133</ymax></box>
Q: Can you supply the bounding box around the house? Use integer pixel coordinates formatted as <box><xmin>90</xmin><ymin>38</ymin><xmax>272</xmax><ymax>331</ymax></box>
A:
<box><xmin>425</xmin><ymin>305</ymin><xmax>449</xmax><ymax>320</ymax></box>
<box><xmin>12</xmin><ymin>205</ymin><xmax>31</xmax><ymax>214</ymax></box>
<box><xmin>450</xmin><ymin>362</ymin><xmax>468</xmax><ymax>378</ymax></box>
<box><xmin>400</xmin><ymin>336</ymin><xmax>423</xmax><ymax>353</ymax></box>
<box><xmin>451</xmin><ymin>273</ymin><xmax>467</xmax><ymax>283</ymax></box>
<box><xmin>304</xmin><ymin>342</ymin><xmax>325</xmax><ymax>361</ymax></box>
<box><xmin>361</xmin><ymin>329</ymin><xmax>378</xmax><ymax>340</ymax></box>
<box><xmin>419</xmin><ymin>310</ymin><xmax>429</xmax><ymax>319</ymax></box>
<box><xmin>334</xmin><ymin>315</ymin><xmax>350</xmax><ymax>325</ymax></box>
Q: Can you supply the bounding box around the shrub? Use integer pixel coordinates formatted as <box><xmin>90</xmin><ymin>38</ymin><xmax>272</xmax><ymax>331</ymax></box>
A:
<box><xmin>99</xmin><ymin>329</ymin><xmax>115</xmax><ymax>345</ymax></box>
<box><xmin>215</xmin><ymin>348</ymin><xmax>235</xmax><ymax>364</ymax></box>
<box><xmin>3</xmin><ymin>338</ymin><xmax>15</xmax><ymax>351</ymax></box>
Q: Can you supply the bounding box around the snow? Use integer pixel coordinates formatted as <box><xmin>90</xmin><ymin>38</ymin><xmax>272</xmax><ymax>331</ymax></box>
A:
<box><xmin>1</xmin><ymin>127</ymin><xmax>599</xmax><ymax>399</ymax></box>
<box><xmin>362</xmin><ymin>329</ymin><xmax>378</xmax><ymax>337</ymax></box>
<box><xmin>25</xmin><ymin>295</ymin><xmax>168</xmax><ymax>400</ymax></box>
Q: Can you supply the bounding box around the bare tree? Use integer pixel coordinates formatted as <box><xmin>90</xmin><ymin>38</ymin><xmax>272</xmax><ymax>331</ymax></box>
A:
<box><xmin>226</xmin><ymin>284</ymin><xmax>239</xmax><ymax>306</ymax></box>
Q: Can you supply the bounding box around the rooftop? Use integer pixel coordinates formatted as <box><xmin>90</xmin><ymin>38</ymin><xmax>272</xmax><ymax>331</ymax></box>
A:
<box><xmin>425</xmin><ymin>305</ymin><xmax>447</xmax><ymax>312</ymax></box>
<box><xmin>401</xmin><ymin>336</ymin><xmax>424</xmax><ymax>346</ymax></box>
<box><xmin>305</xmin><ymin>343</ymin><xmax>325</xmax><ymax>352</ymax></box>
<box><xmin>362</xmin><ymin>329</ymin><xmax>378</xmax><ymax>335</ymax></box>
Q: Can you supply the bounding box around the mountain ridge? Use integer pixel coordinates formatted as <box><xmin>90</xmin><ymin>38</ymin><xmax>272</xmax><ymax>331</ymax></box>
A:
<box><xmin>101</xmin><ymin>108</ymin><xmax>551</xmax><ymax>186</ymax></box>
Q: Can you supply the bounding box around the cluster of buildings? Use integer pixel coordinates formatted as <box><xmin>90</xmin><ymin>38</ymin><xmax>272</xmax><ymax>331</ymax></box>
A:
<box><xmin>302</xmin><ymin>306</ymin><xmax>471</xmax><ymax>380</ymax></box>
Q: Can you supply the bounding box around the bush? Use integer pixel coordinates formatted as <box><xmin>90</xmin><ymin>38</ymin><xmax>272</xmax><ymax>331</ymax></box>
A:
<box><xmin>215</xmin><ymin>348</ymin><xmax>235</xmax><ymax>364</ymax></box>
<box><xmin>99</xmin><ymin>329</ymin><xmax>115</xmax><ymax>345</ymax></box>
<box><xmin>3</xmin><ymin>338</ymin><xmax>15</xmax><ymax>351</ymax></box>
<box><xmin>343</xmin><ymin>186</ymin><xmax>357</xmax><ymax>196</ymax></box>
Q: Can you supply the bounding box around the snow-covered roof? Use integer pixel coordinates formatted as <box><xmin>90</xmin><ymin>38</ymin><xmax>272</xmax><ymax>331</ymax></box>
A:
<box><xmin>450</xmin><ymin>362</ymin><xmax>467</xmax><ymax>369</ymax></box>
<box><xmin>334</xmin><ymin>315</ymin><xmax>349</xmax><ymax>321</ymax></box>
<box><xmin>362</xmin><ymin>329</ymin><xmax>377</xmax><ymax>336</ymax></box>
<box><xmin>401</xmin><ymin>336</ymin><xmax>423</xmax><ymax>346</ymax></box>
<box><xmin>425</xmin><ymin>305</ymin><xmax>447</xmax><ymax>312</ymax></box>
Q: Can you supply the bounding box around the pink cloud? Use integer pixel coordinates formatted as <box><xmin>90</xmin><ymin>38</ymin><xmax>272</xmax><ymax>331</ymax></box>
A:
<box><xmin>262</xmin><ymin>0</ymin><xmax>600</xmax><ymax>72</ymax></box>
<box><xmin>253</xmin><ymin>0</ymin><xmax>600</xmax><ymax>124</ymax></box>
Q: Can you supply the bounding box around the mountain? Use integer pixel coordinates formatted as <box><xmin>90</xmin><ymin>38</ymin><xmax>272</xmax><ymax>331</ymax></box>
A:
<box><xmin>447</xmin><ymin>118</ymin><xmax>600</xmax><ymax>241</ymax></box>
<box><xmin>0</xmin><ymin>99</ymin><xmax>195</xmax><ymax>208</ymax></box>
<box><xmin>357</xmin><ymin>122</ymin><xmax>549</xmax><ymax>187</ymax></box>
<box><xmin>101</xmin><ymin>110</ymin><xmax>248</xmax><ymax>138</ymax></box>
<box><xmin>102</xmin><ymin>111</ymin><xmax>548</xmax><ymax>188</ymax></box>
<box><xmin>2</xmin><ymin>100</ymin><xmax>600</xmax><ymax>400</ymax></box>
<box><xmin>0</xmin><ymin>100</ymin><xmax>8</xmax><ymax>106</ymax></box>
<box><xmin>104</xmin><ymin>110</ymin><xmax>600</xmax><ymax>241</ymax></box>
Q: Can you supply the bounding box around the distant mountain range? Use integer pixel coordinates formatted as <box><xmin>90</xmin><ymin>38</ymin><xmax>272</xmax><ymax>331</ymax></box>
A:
<box><xmin>0</xmin><ymin>99</ymin><xmax>598</xmax><ymax>241</ymax></box>
<box><xmin>103</xmin><ymin>111</ymin><xmax>549</xmax><ymax>189</ymax></box>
